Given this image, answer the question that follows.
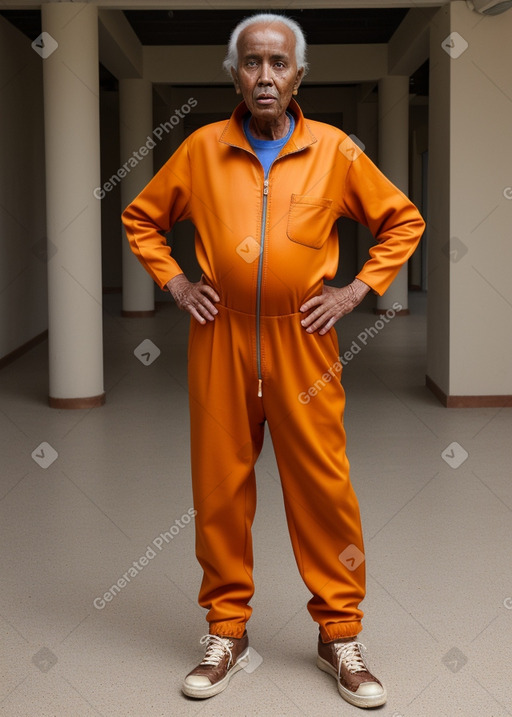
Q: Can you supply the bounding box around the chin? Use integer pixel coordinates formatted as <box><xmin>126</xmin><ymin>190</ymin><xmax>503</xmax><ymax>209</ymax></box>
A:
<box><xmin>250</xmin><ymin>107</ymin><xmax>281</xmax><ymax>120</ymax></box>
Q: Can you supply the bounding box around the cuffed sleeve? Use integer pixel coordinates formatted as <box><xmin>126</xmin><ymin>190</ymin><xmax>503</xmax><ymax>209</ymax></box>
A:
<box><xmin>341</xmin><ymin>151</ymin><xmax>425</xmax><ymax>296</ymax></box>
<box><xmin>121</xmin><ymin>139</ymin><xmax>193</xmax><ymax>291</ymax></box>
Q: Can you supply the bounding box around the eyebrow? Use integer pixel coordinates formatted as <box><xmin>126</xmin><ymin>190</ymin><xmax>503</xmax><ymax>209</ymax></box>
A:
<box><xmin>242</xmin><ymin>53</ymin><xmax>289</xmax><ymax>62</ymax></box>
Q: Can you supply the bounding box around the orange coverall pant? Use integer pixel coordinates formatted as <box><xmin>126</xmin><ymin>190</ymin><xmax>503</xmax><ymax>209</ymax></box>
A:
<box><xmin>188</xmin><ymin>303</ymin><xmax>364</xmax><ymax>642</ymax></box>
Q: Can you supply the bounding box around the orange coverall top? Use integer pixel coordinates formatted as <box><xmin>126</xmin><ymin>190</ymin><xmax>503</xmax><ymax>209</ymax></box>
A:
<box><xmin>122</xmin><ymin>98</ymin><xmax>425</xmax><ymax>318</ymax></box>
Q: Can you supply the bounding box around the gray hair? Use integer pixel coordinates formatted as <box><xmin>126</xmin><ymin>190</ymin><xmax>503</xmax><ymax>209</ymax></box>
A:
<box><xmin>222</xmin><ymin>13</ymin><xmax>309</xmax><ymax>77</ymax></box>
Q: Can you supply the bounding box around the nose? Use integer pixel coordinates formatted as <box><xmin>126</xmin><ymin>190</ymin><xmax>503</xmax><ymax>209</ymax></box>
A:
<box><xmin>258</xmin><ymin>62</ymin><xmax>273</xmax><ymax>85</ymax></box>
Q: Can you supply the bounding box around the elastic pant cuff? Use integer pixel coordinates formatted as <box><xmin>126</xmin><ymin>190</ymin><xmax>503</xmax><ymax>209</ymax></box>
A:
<box><xmin>319</xmin><ymin>622</ymin><xmax>362</xmax><ymax>643</ymax></box>
<box><xmin>209</xmin><ymin>621</ymin><xmax>247</xmax><ymax>639</ymax></box>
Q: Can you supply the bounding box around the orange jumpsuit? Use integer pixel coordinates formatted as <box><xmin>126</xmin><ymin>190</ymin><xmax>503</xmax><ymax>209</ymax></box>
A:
<box><xmin>122</xmin><ymin>99</ymin><xmax>425</xmax><ymax>642</ymax></box>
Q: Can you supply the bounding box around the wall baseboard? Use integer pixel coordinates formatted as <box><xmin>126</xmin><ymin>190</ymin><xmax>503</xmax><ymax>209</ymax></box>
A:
<box><xmin>426</xmin><ymin>375</ymin><xmax>512</xmax><ymax>408</ymax></box>
<box><xmin>0</xmin><ymin>330</ymin><xmax>48</xmax><ymax>371</ymax></box>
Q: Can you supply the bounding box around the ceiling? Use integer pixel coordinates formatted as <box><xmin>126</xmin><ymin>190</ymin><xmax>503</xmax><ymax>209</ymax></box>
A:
<box><xmin>122</xmin><ymin>8</ymin><xmax>409</xmax><ymax>45</ymax></box>
<box><xmin>0</xmin><ymin>7</ymin><xmax>428</xmax><ymax>94</ymax></box>
<box><xmin>0</xmin><ymin>7</ymin><xmax>409</xmax><ymax>45</ymax></box>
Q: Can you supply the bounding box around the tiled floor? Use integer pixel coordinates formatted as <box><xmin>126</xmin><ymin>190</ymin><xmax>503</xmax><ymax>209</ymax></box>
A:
<box><xmin>1</xmin><ymin>292</ymin><xmax>511</xmax><ymax>717</ymax></box>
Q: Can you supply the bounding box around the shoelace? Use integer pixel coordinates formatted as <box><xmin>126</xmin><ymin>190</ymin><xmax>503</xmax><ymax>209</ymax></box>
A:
<box><xmin>334</xmin><ymin>641</ymin><xmax>369</xmax><ymax>681</ymax></box>
<box><xmin>198</xmin><ymin>634</ymin><xmax>233</xmax><ymax>668</ymax></box>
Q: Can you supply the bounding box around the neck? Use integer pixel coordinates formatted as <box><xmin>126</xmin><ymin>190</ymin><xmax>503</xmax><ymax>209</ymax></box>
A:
<box><xmin>249</xmin><ymin>113</ymin><xmax>290</xmax><ymax>141</ymax></box>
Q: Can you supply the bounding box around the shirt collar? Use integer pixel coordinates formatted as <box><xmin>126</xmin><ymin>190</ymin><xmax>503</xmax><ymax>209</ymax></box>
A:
<box><xmin>219</xmin><ymin>98</ymin><xmax>317</xmax><ymax>154</ymax></box>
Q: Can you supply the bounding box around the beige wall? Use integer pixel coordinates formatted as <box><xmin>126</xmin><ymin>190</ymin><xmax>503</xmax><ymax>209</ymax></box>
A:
<box><xmin>427</xmin><ymin>1</ymin><xmax>512</xmax><ymax>397</ymax></box>
<box><xmin>0</xmin><ymin>16</ymin><xmax>47</xmax><ymax>361</ymax></box>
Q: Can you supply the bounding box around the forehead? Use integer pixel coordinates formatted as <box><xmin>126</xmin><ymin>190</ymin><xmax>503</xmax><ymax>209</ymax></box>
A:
<box><xmin>237</xmin><ymin>22</ymin><xmax>296</xmax><ymax>59</ymax></box>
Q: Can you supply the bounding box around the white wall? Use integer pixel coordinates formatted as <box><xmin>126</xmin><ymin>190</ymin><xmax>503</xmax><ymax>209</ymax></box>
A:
<box><xmin>427</xmin><ymin>1</ymin><xmax>512</xmax><ymax>398</ymax></box>
<box><xmin>449</xmin><ymin>2</ymin><xmax>512</xmax><ymax>396</ymax></box>
<box><xmin>0</xmin><ymin>16</ymin><xmax>47</xmax><ymax>360</ymax></box>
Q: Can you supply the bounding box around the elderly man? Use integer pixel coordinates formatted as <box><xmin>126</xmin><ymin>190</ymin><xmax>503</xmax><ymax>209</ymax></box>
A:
<box><xmin>122</xmin><ymin>12</ymin><xmax>424</xmax><ymax>709</ymax></box>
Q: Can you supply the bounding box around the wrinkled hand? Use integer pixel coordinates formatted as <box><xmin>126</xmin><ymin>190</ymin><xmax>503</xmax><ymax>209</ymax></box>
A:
<box><xmin>167</xmin><ymin>274</ymin><xmax>220</xmax><ymax>324</ymax></box>
<box><xmin>300</xmin><ymin>278</ymin><xmax>370</xmax><ymax>335</ymax></box>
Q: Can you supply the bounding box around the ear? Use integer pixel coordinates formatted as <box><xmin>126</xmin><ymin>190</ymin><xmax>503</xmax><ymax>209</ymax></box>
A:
<box><xmin>293</xmin><ymin>67</ymin><xmax>305</xmax><ymax>95</ymax></box>
<box><xmin>231</xmin><ymin>67</ymin><xmax>241</xmax><ymax>95</ymax></box>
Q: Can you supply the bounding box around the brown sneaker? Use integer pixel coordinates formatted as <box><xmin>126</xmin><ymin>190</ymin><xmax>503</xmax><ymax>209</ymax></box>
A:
<box><xmin>317</xmin><ymin>635</ymin><xmax>387</xmax><ymax>708</ymax></box>
<box><xmin>182</xmin><ymin>631</ymin><xmax>250</xmax><ymax>699</ymax></box>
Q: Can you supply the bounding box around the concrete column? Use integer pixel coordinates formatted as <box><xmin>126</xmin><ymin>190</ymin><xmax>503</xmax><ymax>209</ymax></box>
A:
<box><xmin>376</xmin><ymin>75</ymin><xmax>411</xmax><ymax>314</ymax></box>
<box><xmin>119</xmin><ymin>78</ymin><xmax>155</xmax><ymax>316</ymax></box>
<box><xmin>42</xmin><ymin>2</ymin><xmax>104</xmax><ymax>408</ymax></box>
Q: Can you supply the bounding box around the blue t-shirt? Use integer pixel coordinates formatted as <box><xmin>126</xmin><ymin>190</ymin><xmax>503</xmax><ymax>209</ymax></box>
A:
<box><xmin>243</xmin><ymin>112</ymin><xmax>295</xmax><ymax>177</ymax></box>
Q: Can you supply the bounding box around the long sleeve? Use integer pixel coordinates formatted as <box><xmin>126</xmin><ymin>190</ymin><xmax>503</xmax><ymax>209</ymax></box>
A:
<box><xmin>341</xmin><ymin>150</ymin><xmax>425</xmax><ymax>296</ymax></box>
<box><xmin>121</xmin><ymin>139</ymin><xmax>193</xmax><ymax>291</ymax></box>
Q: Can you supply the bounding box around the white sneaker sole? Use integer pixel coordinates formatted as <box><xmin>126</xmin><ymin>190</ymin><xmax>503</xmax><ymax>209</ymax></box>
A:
<box><xmin>182</xmin><ymin>647</ymin><xmax>250</xmax><ymax>699</ymax></box>
<box><xmin>317</xmin><ymin>655</ymin><xmax>387</xmax><ymax>709</ymax></box>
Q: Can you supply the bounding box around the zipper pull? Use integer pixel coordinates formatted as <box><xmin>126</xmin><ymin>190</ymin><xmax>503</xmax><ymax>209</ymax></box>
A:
<box><xmin>257</xmin><ymin>379</ymin><xmax>263</xmax><ymax>397</ymax></box>
<box><xmin>263</xmin><ymin>179</ymin><xmax>269</xmax><ymax>196</ymax></box>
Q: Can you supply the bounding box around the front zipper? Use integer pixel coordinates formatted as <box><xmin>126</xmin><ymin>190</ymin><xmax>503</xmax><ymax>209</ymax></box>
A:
<box><xmin>222</xmin><ymin>108</ymin><xmax>315</xmax><ymax>399</ymax></box>
<box><xmin>254</xmin><ymin>147</ymin><xmax>307</xmax><ymax>398</ymax></box>
<box><xmin>256</xmin><ymin>177</ymin><xmax>269</xmax><ymax>397</ymax></box>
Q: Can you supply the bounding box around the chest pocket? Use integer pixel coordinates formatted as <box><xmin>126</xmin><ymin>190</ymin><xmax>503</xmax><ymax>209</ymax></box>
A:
<box><xmin>286</xmin><ymin>194</ymin><xmax>335</xmax><ymax>250</ymax></box>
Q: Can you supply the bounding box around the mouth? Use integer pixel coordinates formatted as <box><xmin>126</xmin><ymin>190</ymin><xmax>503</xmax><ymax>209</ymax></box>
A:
<box><xmin>255</xmin><ymin>94</ymin><xmax>277</xmax><ymax>106</ymax></box>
